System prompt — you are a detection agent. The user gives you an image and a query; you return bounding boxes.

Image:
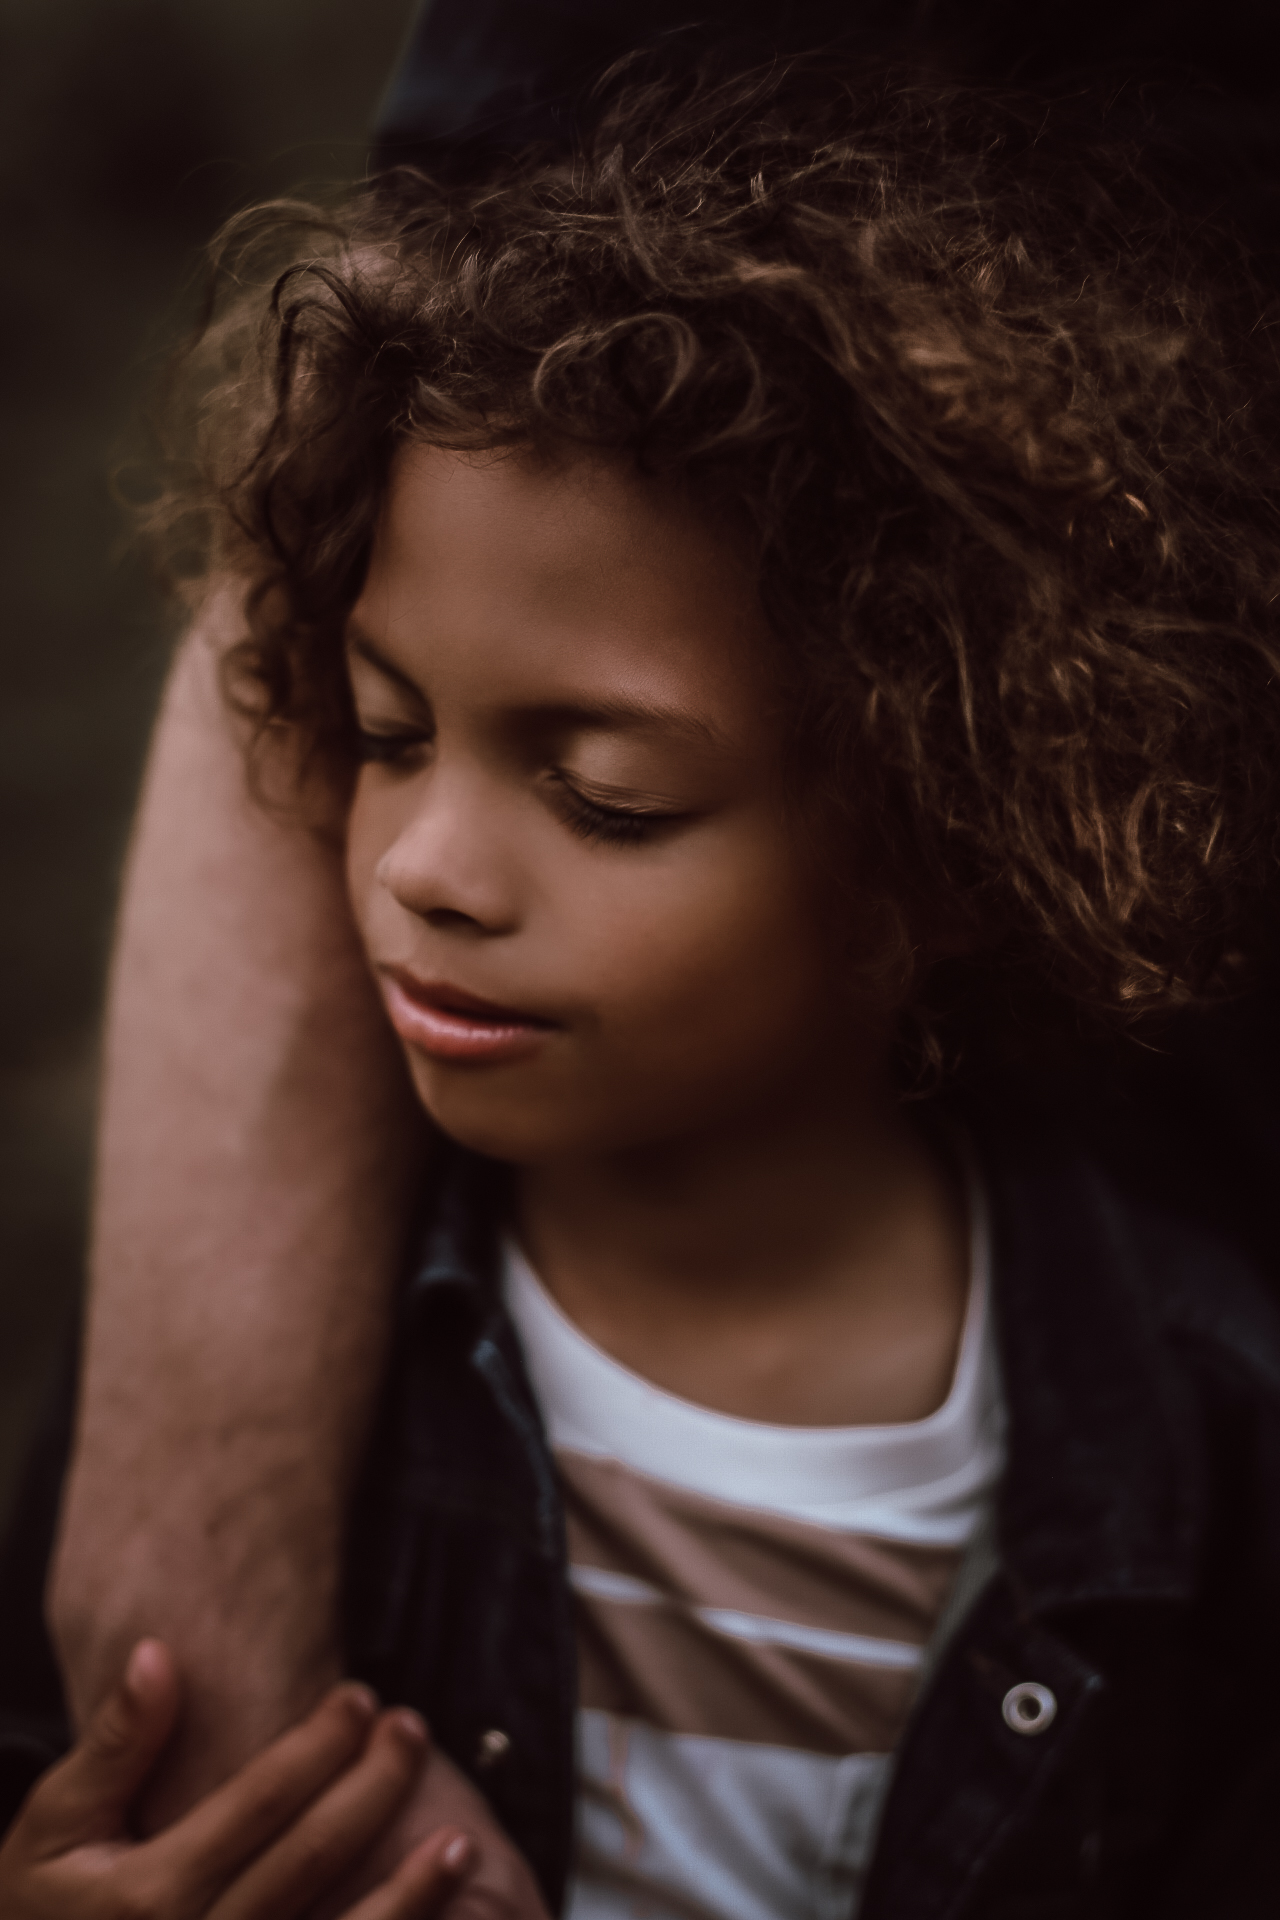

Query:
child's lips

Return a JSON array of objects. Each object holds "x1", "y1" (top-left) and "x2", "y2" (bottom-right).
[{"x1": 379, "y1": 968, "x2": 557, "y2": 1063}]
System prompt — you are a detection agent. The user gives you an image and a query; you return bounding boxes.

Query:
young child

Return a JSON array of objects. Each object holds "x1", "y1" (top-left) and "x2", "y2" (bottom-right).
[
  {"x1": 0, "y1": 1638, "x2": 472, "y2": 1917},
  {"x1": 13, "y1": 41, "x2": 1280, "y2": 1920}
]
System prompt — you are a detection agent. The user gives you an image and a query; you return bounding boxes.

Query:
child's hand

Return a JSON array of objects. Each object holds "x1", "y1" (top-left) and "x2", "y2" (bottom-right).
[
  {"x1": 0, "y1": 1640, "x2": 474, "y2": 1919},
  {"x1": 314, "y1": 1745, "x2": 551, "y2": 1920}
]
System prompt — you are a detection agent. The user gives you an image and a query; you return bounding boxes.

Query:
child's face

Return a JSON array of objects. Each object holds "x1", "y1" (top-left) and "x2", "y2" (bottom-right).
[{"x1": 346, "y1": 443, "x2": 897, "y2": 1164}]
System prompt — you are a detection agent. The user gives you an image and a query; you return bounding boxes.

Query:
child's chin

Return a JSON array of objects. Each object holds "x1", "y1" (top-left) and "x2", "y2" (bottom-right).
[
  {"x1": 408, "y1": 1067, "x2": 573, "y2": 1165},
  {"x1": 408, "y1": 1065, "x2": 662, "y2": 1166}
]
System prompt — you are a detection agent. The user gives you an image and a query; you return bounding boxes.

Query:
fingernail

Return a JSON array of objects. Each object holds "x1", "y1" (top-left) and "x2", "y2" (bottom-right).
[
  {"x1": 390, "y1": 1706, "x2": 427, "y2": 1745},
  {"x1": 442, "y1": 1833, "x2": 472, "y2": 1871},
  {"x1": 124, "y1": 1639, "x2": 165, "y2": 1700},
  {"x1": 342, "y1": 1682, "x2": 379, "y2": 1721}
]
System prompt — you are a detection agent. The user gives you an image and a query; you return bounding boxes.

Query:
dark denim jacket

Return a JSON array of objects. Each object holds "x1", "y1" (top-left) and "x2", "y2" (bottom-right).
[{"x1": 4, "y1": 1080, "x2": 1280, "y2": 1918}]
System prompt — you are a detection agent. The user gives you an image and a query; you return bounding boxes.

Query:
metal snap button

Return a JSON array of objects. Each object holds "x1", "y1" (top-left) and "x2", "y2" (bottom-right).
[
  {"x1": 476, "y1": 1727, "x2": 512, "y2": 1769},
  {"x1": 1002, "y1": 1681, "x2": 1057, "y2": 1735}
]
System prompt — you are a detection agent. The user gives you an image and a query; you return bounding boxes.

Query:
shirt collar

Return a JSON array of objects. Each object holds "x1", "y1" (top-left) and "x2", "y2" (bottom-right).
[
  {"x1": 407, "y1": 1110, "x2": 1213, "y2": 1611},
  {"x1": 408, "y1": 1144, "x2": 508, "y2": 1308}
]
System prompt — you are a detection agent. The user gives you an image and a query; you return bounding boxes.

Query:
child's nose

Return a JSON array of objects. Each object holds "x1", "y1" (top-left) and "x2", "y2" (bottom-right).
[{"x1": 375, "y1": 791, "x2": 521, "y2": 936}]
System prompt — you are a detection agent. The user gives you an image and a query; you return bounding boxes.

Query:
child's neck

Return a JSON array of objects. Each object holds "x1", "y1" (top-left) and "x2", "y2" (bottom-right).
[{"x1": 515, "y1": 1082, "x2": 969, "y2": 1428}]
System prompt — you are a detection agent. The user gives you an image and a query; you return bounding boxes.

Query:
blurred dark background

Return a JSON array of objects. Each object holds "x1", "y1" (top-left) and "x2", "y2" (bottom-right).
[{"x1": 0, "y1": 0, "x2": 418, "y2": 1517}]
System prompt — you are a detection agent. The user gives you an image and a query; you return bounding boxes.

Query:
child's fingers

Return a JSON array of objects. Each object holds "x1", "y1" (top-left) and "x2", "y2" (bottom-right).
[
  {"x1": 143, "y1": 1680, "x2": 382, "y2": 1904},
  {"x1": 202, "y1": 1709, "x2": 430, "y2": 1920},
  {"x1": 341, "y1": 1828, "x2": 476, "y2": 1920},
  {"x1": 15, "y1": 1639, "x2": 179, "y2": 1856}
]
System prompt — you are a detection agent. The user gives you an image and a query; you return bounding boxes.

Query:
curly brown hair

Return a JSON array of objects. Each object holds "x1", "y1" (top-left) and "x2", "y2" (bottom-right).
[{"x1": 160, "y1": 47, "x2": 1280, "y2": 1047}]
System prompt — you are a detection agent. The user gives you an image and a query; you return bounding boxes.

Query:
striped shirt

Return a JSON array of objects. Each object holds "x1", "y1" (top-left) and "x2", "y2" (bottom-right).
[{"x1": 503, "y1": 1187, "x2": 1004, "y2": 1920}]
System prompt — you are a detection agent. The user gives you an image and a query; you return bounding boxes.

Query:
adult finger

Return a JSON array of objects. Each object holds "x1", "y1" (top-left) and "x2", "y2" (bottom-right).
[
  {"x1": 203, "y1": 1709, "x2": 430, "y2": 1920},
  {"x1": 343, "y1": 1828, "x2": 476, "y2": 1920},
  {"x1": 15, "y1": 1639, "x2": 179, "y2": 1857},
  {"x1": 143, "y1": 1681, "x2": 381, "y2": 1907}
]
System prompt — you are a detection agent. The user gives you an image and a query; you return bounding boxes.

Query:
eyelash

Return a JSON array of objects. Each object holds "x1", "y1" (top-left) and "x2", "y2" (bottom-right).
[
  {"x1": 355, "y1": 728, "x2": 427, "y2": 766},
  {"x1": 554, "y1": 780, "x2": 676, "y2": 846},
  {"x1": 354, "y1": 730, "x2": 679, "y2": 846}
]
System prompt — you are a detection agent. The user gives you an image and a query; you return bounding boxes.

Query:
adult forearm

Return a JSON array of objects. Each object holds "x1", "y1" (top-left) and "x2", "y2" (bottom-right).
[{"x1": 48, "y1": 589, "x2": 427, "y2": 1817}]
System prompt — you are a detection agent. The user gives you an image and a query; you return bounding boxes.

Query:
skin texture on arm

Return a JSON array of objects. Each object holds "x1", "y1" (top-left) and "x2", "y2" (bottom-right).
[{"x1": 48, "y1": 585, "x2": 428, "y2": 1820}]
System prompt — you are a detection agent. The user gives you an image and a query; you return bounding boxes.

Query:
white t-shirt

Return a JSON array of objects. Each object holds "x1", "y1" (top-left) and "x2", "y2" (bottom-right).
[{"x1": 503, "y1": 1183, "x2": 1004, "y2": 1920}]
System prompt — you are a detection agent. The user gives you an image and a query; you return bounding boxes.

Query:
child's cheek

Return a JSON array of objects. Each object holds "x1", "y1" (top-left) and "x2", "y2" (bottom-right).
[
  {"x1": 345, "y1": 771, "x2": 426, "y2": 957},
  {"x1": 537, "y1": 829, "x2": 848, "y2": 1122}
]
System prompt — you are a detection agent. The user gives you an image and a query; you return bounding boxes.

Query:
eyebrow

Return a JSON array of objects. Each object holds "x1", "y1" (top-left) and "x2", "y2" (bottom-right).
[{"x1": 346, "y1": 626, "x2": 730, "y2": 747}]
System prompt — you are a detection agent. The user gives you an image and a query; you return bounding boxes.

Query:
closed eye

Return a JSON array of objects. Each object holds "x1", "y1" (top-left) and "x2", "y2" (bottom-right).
[
  {"x1": 550, "y1": 774, "x2": 687, "y2": 847},
  {"x1": 355, "y1": 724, "x2": 431, "y2": 767}
]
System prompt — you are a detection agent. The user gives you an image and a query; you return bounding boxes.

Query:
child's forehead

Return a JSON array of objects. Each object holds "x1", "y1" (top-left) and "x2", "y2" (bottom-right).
[
  {"x1": 355, "y1": 442, "x2": 779, "y2": 735},
  {"x1": 378, "y1": 439, "x2": 733, "y2": 573}
]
